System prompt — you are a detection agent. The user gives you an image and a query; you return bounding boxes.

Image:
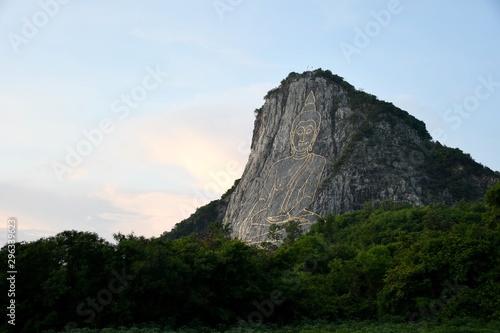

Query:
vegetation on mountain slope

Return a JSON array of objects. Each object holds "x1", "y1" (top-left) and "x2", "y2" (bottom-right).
[{"x1": 2, "y1": 183, "x2": 499, "y2": 332}]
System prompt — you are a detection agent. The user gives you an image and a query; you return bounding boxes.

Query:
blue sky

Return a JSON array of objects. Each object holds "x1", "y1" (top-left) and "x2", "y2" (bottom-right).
[{"x1": 1, "y1": 0, "x2": 499, "y2": 244}]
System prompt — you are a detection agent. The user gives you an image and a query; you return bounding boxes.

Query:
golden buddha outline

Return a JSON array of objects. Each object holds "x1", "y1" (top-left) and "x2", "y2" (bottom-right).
[{"x1": 238, "y1": 91, "x2": 326, "y2": 243}]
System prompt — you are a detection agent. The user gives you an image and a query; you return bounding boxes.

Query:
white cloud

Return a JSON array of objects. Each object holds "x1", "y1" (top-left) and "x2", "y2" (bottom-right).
[
  {"x1": 93, "y1": 186, "x2": 196, "y2": 238},
  {"x1": 0, "y1": 84, "x2": 272, "y2": 245},
  {"x1": 78, "y1": 84, "x2": 271, "y2": 238},
  {"x1": 75, "y1": 83, "x2": 269, "y2": 192}
]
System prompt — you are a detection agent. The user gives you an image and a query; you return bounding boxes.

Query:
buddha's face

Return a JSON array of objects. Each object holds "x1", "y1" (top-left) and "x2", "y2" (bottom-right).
[{"x1": 292, "y1": 120, "x2": 317, "y2": 152}]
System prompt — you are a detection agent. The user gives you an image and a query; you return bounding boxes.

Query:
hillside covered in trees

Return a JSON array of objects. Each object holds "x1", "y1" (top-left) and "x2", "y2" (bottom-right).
[{"x1": 2, "y1": 183, "x2": 499, "y2": 332}]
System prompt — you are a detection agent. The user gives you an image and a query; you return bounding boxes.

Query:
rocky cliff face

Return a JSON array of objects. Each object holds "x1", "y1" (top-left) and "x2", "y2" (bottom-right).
[{"x1": 222, "y1": 70, "x2": 499, "y2": 244}]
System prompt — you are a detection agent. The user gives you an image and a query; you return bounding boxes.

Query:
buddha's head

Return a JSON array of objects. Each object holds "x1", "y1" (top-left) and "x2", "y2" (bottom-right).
[{"x1": 290, "y1": 91, "x2": 321, "y2": 155}]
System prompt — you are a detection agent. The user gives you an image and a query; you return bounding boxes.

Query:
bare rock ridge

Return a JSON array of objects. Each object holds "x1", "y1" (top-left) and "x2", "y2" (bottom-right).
[{"x1": 163, "y1": 70, "x2": 499, "y2": 242}]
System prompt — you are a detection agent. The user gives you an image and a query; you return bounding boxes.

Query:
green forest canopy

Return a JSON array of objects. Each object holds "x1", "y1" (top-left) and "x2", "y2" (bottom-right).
[{"x1": 2, "y1": 183, "x2": 499, "y2": 332}]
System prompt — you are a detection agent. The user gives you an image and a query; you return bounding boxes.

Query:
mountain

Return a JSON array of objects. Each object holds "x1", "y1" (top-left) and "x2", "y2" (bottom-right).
[
  {"x1": 162, "y1": 69, "x2": 499, "y2": 242},
  {"x1": 160, "y1": 180, "x2": 238, "y2": 240}
]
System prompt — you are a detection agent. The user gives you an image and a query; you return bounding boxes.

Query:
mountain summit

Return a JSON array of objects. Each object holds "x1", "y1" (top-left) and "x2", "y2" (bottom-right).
[
  {"x1": 162, "y1": 70, "x2": 498, "y2": 243},
  {"x1": 221, "y1": 70, "x2": 498, "y2": 243}
]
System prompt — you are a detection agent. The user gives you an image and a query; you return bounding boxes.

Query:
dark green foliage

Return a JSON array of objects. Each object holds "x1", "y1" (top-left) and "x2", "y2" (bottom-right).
[
  {"x1": 484, "y1": 182, "x2": 500, "y2": 228},
  {"x1": 160, "y1": 180, "x2": 239, "y2": 240},
  {"x1": 344, "y1": 88, "x2": 430, "y2": 142},
  {"x1": 266, "y1": 220, "x2": 304, "y2": 246},
  {"x1": 426, "y1": 143, "x2": 497, "y2": 200},
  {"x1": 1, "y1": 231, "x2": 114, "y2": 332},
  {"x1": 484, "y1": 182, "x2": 500, "y2": 211},
  {"x1": 160, "y1": 200, "x2": 222, "y2": 240},
  {"x1": 36, "y1": 319, "x2": 500, "y2": 332},
  {"x1": 2, "y1": 185, "x2": 499, "y2": 332},
  {"x1": 268, "y1": 70, "x2": 430, "y2": 141}
]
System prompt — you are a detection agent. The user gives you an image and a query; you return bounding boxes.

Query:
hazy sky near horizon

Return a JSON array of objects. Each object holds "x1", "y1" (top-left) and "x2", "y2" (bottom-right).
[{"x1": 1, "y1": 0, "x2": 499, "y2": 244}]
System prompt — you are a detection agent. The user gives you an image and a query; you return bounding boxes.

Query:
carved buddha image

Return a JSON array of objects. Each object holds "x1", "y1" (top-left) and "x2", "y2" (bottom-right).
[{"x1": 239, "y1": 91, "x2": 326, "y2": 243}]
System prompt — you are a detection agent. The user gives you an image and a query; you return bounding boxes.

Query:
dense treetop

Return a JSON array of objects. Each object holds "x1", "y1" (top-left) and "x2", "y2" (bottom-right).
[{"x1": 3, "y1": 183, "x2": 499, "y2": 332}]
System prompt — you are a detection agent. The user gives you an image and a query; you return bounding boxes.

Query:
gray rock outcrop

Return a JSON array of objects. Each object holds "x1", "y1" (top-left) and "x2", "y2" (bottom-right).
[{"x1": 223, "y1": 70, "x2": 499, "y2": 244}]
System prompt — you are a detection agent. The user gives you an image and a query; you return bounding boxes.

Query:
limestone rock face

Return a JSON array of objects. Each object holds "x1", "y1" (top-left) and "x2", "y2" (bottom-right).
[{"x1": 222, "y1": 70, "x2": 498, "y2": 244}]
